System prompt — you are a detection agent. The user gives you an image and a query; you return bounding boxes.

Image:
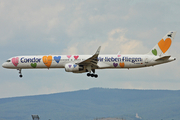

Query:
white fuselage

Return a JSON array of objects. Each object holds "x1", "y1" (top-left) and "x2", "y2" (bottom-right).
[{"x1": 2, "y1": 54, "x2": 175, "y2": 71}]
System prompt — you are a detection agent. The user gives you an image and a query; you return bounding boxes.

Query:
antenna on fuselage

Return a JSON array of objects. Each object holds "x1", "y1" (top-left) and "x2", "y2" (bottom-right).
[{"x1": 117, "y1": 51, "x2": 121, "y2": 55}]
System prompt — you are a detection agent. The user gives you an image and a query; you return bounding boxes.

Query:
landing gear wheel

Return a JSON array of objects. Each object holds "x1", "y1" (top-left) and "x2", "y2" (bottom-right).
[
  {"x1": 94, "y1": 74, "x2": 98, "y2": 78},
  {"x1": 87, "y1": 71, "x2": 98, "y2": 78},
  {"x1": 87, "y1": 73, "x2": 91, "y2": 77},
  {"x1": 18, "y1": 69, "x2": 23, "y2": 78}
]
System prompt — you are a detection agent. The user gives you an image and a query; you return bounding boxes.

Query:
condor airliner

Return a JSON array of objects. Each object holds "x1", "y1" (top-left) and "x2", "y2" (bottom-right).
[{"x1": 2, "y1": 31, "x2": 176, "y2": 78}]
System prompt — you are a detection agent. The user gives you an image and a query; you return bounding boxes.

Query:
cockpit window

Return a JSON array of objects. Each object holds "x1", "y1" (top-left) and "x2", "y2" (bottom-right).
[{"x1": 6, "y1": 60, "x2": 11, "y2": 62}]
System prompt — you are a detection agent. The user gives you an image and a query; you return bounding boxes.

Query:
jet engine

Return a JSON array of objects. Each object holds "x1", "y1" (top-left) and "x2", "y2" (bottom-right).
[{"x1": 65, "y1": 63, "x2": 84, "y2": 72}]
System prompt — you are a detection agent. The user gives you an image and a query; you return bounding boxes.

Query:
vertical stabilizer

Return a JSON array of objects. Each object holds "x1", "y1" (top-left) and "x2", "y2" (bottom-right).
[{"x1": 147, "y1": 31, "x2": 176, "y2": 56}]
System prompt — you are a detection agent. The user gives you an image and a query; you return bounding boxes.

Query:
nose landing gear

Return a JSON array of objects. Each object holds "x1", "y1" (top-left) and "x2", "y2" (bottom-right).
[{"x1": 18, "y1": 69, "x2": 23, "y2": 78}]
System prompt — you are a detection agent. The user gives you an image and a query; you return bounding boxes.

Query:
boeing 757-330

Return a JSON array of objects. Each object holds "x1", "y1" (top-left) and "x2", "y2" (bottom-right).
[{"x1": 2, "y1": 31, "x2": 176, "y2": 78}]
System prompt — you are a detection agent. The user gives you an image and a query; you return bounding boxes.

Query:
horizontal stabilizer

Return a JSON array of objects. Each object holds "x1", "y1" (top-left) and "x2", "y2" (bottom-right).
[{"x1": 155, "y1": 55, "x2": 171, "y2": 61}]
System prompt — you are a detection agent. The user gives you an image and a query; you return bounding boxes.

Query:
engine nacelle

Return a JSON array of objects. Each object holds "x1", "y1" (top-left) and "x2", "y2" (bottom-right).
[{"x1": 65, "y1": 63, "x2": 82, "y2": 72}]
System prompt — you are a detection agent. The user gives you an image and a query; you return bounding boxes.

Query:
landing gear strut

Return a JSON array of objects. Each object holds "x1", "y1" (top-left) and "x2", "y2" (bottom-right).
[
  {"x1": 87, "y1": 69, "x2": 98, "y2": 78},
  {"x1": 18, "y1": 69, "x2": 23, "y2": 78}
]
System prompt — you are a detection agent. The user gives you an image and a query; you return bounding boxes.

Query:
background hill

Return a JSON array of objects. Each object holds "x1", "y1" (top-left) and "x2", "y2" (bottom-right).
[{"x1": 0, "y1": 88, "x2": 180, "y2": 120}]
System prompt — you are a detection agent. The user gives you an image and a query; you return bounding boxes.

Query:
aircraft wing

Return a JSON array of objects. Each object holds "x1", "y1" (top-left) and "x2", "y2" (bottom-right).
[{"x1": 76, "y1": 46, "x2": 101, "y2": 67}]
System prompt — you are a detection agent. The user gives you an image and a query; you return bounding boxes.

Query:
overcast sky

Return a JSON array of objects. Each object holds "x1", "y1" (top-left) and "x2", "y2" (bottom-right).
[{"x1": 0, "y1": 0, "x2": 180, "y2": 98}]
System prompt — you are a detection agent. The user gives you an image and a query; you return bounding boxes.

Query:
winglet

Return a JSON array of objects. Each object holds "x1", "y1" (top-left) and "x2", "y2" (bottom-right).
[{"x1": 95, "y1": 46, "x2": 101, "y2": 55}]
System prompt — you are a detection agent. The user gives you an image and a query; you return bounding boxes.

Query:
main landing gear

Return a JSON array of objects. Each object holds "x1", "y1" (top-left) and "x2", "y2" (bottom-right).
[
  {"x1": 18, "y1": 69, "x2": 23, "y2": 78},
  {"x1": 87, "y1": 73, "x2": 98, "y2": 78},
  {"x1": 87, "y1": 69, "x2": 98, "y2": 78}
]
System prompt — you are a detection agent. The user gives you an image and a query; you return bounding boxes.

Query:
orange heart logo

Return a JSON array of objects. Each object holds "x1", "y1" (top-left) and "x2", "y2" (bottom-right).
[
  {"x1": 119, "y1": 62, "x2": 124, "y2": 68},
  {"x1": 42, "y1": 56, "x2": 52, "y2": 68},
  {"x1": 158, "y1": 38, "x2": 172, "y2": 53}
]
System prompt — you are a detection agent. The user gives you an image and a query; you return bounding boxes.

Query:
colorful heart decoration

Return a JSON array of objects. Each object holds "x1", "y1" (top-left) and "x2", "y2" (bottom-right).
[
  {"x1": 31, "y1": 63, "x2": 37, "y2": 68},
  {"x1": 42, "y1": 56, "x2": 52, "y2": 68},
  {"x1": 69, "y1": 65, "x2": 72, "y2": 68},
  {"x1": 113, "y1": 63, "x2": 118, "y2": 67},
  {"x1": 73, "y1": 64, "x2": 77, "y2": 68},
  {"x1": 119, "y1": 62, "x2": 124, "y2": 68},
  {"x1": 118, "y1": 55, "x2": 121, "y2": 57},
  {"x1": 54, "y1": 56, "x2": 61, "y2": 63},
  {"x1": 158, "y1": 38, "x2": 172, "y2": 53},
  {"x1": 152, "y1": 49, "x2": 157, "y2": 56},
  {"x1": 74, "y1": 56, "x2": 79, "y2": 59},
  {"x1": 67, "y1": 55, "x2": 71, "y2": 59},
  {"x1": 12, "y1": 57, "x2": 19, "y2": 67}
]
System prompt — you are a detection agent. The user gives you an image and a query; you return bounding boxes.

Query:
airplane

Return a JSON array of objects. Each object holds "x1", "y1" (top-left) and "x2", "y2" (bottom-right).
[{"x1": 2, "y1": 31, "x2": 176, "y2": 78}]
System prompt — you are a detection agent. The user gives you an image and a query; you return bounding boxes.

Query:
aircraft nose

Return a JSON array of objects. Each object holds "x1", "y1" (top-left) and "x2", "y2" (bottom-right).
[{"x1": 2, "y1": 63, "x2": 6, "y2": 68}]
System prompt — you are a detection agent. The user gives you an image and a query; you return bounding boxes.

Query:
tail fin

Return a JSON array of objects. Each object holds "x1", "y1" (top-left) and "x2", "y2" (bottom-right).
[{"x1": 147, "y1": 31, "x2": 176, "y2": 56}]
